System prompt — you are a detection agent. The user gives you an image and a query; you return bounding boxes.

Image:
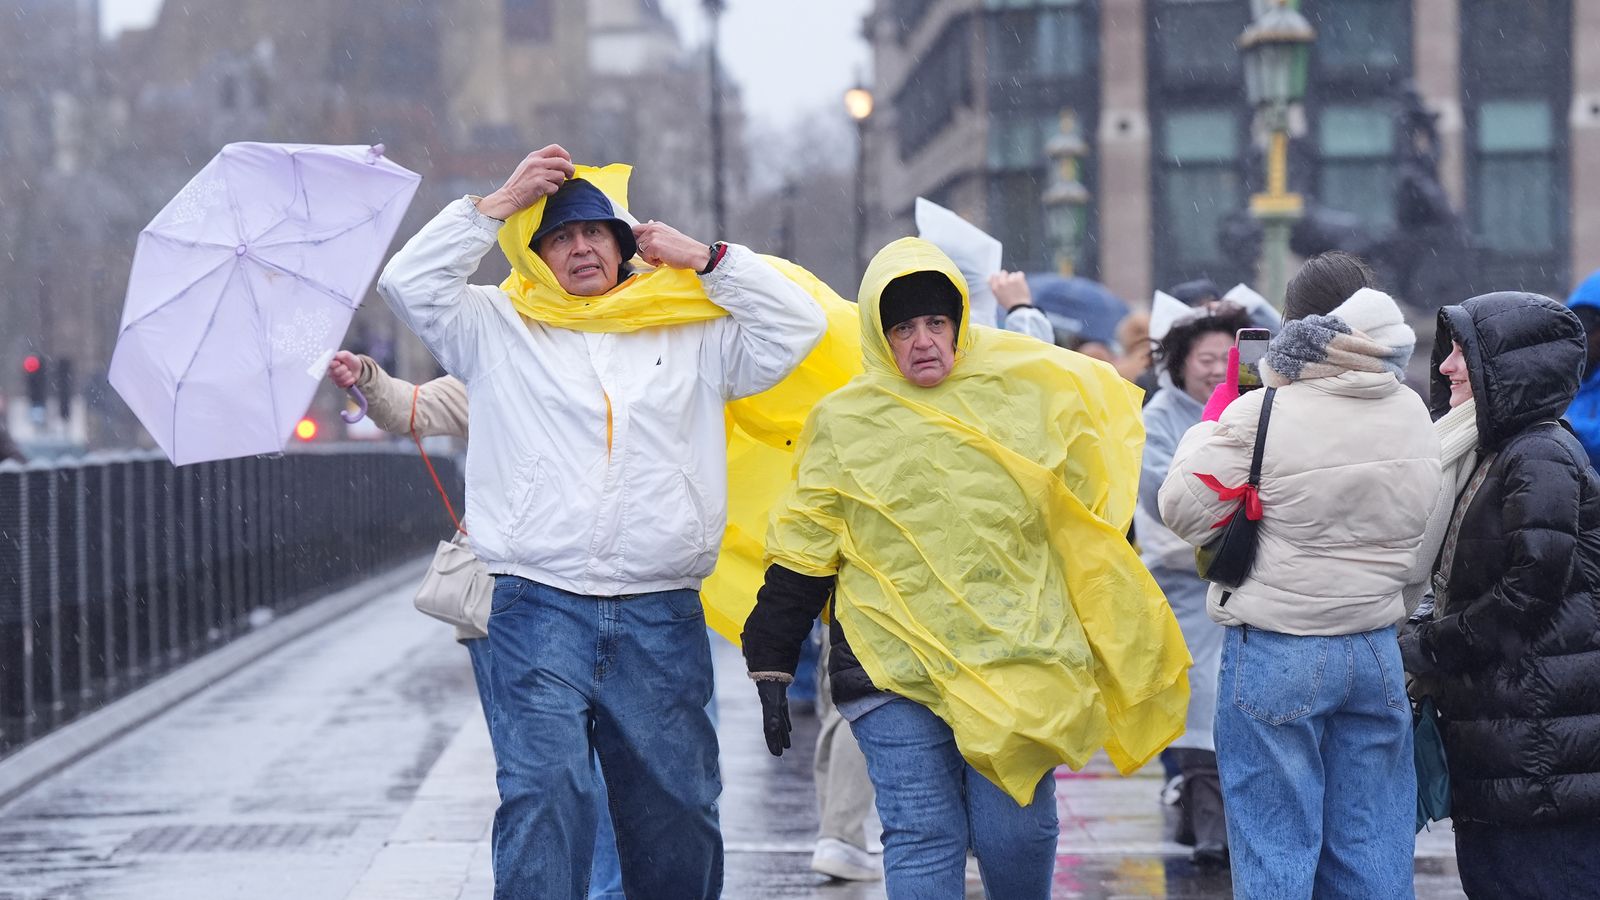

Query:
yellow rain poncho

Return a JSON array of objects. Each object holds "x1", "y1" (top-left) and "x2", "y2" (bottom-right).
[
  {"x1": 496, "y1": 164, "x2": 861, "y2": 640},
  {"x1": 765, "y1": 238, "x2": 1191, "y2": 802}
]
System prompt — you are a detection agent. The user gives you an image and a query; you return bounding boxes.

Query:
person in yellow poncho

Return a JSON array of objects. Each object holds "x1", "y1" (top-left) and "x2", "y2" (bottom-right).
[
  {"x1": 379, "y1": 145, "x2": 831, "y2": 900},
  {"x1": 741, "y1": 238, "x2": 1192, "y2": 899}
]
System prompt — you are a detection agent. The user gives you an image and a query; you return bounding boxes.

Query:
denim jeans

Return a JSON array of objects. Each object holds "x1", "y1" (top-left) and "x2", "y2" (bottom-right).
[
  {"x1": 483, "y1": 577, "x2": 722, "y2": 900},
  {"x1": 465, "y1": 637, "x2": 625, "y2": 900},
  {"x1": 848, "y1": 698, "x2": 1057, "y2": 899},
  {"x1": 1215, "y1": 625, "x2": 1415, "y2": 899}
]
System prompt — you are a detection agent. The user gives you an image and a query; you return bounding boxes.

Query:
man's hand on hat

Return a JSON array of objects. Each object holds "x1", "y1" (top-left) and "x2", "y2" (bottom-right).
[
  {"x1": 633, "y1": 220, "x2": 712, "y2": 272},
  {"x1": 476, "y1": 145, "x2": 575, "y2": 221}
]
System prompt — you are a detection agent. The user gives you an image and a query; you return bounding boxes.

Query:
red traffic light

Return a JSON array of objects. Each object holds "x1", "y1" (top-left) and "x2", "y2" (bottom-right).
[
  {"x1": 294, "y1": 418, "x2": 319, "y2": 441},
  {"x1": 22, "y1": 355, "x2": 41, "y2": 374}
]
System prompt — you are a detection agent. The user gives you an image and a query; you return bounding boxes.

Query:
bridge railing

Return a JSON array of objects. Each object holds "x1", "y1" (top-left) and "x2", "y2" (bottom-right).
[{"x1": 0, "y1": 445, "x2": 462, "y2": 759}]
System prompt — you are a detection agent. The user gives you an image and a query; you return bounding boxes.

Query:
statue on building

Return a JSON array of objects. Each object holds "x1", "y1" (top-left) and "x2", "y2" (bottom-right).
[{"x1": 1220, "y1": 82, "x2": 1481, "y2": 308}]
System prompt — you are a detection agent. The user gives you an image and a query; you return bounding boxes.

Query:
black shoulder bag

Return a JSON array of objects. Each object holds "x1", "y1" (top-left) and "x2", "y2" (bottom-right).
[{"x1": 1194, "y1": 387, "x2": 1276, "y2": 588}]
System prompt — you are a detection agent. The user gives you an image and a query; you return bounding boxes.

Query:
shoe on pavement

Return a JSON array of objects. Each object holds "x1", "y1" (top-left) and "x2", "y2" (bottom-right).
[
  {"x1": 811, "y1": 837, "x2": 883, "y2": 882},
  {"x1": 1160, "y1": 773, "x2": 1184, "y2": 806},
  {"x1": 1191, "y1": 843, "x2": 1228, "y2": 868}
]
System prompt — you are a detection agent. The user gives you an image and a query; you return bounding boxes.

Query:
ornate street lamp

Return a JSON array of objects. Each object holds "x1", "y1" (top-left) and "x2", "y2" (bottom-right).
[
  {"x1": 844, "y1": 83, "x2": 874, "y2": 283},
  {"x1": 1238, "y1": 0, "x2": 1314, "y2": 309},
  {"x1": 1041, "y1": 111, "x2": 1089, "y2": 277}
]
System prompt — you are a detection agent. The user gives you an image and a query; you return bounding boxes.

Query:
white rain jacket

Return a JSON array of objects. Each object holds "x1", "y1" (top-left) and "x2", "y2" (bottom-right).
[{"x1": 379, "y1": 198, "x2": 827, "y2": 596}]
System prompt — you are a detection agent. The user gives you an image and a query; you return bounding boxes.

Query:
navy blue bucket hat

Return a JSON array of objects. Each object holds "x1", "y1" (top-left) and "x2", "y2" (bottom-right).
[{"x1": 530, "y1": 179, "x2": 639, "y2": 261}]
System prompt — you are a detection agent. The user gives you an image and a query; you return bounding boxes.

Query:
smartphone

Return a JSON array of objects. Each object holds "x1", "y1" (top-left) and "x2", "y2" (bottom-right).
[{"x1": 1235, "y1": 328, "x2": 1272, "y2": 392}]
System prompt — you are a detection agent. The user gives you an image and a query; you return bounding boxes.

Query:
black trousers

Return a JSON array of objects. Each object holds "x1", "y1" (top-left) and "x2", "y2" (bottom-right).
[{"x1": 1168, "y1": 747, "x2": 1226, "y2": 850}]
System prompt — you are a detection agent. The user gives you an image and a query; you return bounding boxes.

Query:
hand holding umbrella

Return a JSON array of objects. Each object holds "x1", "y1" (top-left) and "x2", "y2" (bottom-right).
[{"x1": 327, "y1": 351, "x2": 369, "y2": 423}]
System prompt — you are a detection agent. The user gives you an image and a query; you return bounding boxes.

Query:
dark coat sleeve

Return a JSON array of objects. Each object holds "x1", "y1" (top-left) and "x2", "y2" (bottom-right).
[
  {"x1": 741, "y1": 563, "x2": 834, "y2": 680},
  {"x1": 1417, "y1": 436, "x2": 1581, "y2": 672}
]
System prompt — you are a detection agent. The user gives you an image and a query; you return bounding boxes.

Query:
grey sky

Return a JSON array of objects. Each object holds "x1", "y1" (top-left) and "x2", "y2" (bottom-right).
[{"x1": 100, "y1": 0, "x2": 872, "y2": 130}]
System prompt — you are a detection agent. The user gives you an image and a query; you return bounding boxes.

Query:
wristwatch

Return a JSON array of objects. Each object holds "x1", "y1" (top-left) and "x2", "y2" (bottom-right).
[{"x1": 700, "y1": 241, "x2": 730, "y2": 275}]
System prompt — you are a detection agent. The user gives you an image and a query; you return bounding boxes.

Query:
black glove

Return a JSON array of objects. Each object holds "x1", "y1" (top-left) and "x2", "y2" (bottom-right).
[
  {"x1": 756, "y1": 680, "x2": 792, "y2": 757},
  {"x1": 1398, "y1": 627, "x2": 1438, "y2": 677}
]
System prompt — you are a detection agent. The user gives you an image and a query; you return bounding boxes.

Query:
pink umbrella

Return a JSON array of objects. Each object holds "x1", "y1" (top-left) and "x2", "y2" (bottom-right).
[{"x1": 109, "y1": 142, "x2": 420, "y2": 465}]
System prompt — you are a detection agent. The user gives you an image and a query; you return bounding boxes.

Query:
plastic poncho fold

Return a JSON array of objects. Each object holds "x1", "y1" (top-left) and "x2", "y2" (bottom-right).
[
  {"x1": 766, "y1": 237, "x2": 1191, "y2": 803},
  {"x1": 496, "y1": 164, "x2": 862, "y2": 640}
]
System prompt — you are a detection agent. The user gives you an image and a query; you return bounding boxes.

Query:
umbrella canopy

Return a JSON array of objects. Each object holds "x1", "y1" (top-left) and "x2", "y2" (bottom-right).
[
  {"x1": 1023, "y1": 274, "x2": 1129, "y2": 349},
  {"x1": 110, "y1": 143, "x2": 421, "y2": 465}
]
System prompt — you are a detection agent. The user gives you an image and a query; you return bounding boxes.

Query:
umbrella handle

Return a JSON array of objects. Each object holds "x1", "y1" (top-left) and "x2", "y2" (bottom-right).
[{"x1": 341, "y1": 386, "x2": 369, "y2": 424}]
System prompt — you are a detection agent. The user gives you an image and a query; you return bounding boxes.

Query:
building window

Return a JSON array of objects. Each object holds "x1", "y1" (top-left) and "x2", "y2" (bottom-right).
[
  {"x1": 1317, "y1": 103, "x2": 1397, "y2": 229},
  {"x1": 1301, "y1": 0, "x2": 1409, "y2": 233},
  {"x1": 1148, "y1": 0, "x2": 1249, "y2": 93},
  {"x1": 987, "y1": 4, "x2": 1089, "y2": 84},
  {"x1": 983, "y1": 1, "x2": 1096, "y2": 274},
  {"x1": 1473, "y1": 100, "x2": 1558, "y2": 255},
  {"x1": 1462, "y1": 0, "x2": 1570, "y2": 292},
  {"x1": 505, "y1": 0, "x2": 553, "y2": 42},
  {"x1": 1156, "y1": 108, "x2": 1244, "y2": 279},
  {"x1": 987, "y1": 109, "x2": 1059, "y2": 171},
  {"x1": 1148, "y1": 1, "x2": 1250, "y2": 290},
  {"x1": 894, "y1": 22, "x2": 971, "y2": 156},
  {"x1": 1306, "y1": 0, "x2": 1408, "y2": 78}
]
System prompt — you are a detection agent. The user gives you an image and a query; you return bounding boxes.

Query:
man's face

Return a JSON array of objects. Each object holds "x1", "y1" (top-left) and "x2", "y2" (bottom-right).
[
  {"x1": 887, "y1": 314, "x2": 957, "y2": 387},
  {"x1": 537, "y1": 220, "x2": 622, "y2": 296}
]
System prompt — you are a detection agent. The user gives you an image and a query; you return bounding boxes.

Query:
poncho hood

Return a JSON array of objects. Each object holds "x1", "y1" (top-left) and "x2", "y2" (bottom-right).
[
  {"x1": 496, "y1": 163, "x2": 729, "y2": 332},
  {"x1": 857, "y1": 237, "x2": 975, "y2": 378}
]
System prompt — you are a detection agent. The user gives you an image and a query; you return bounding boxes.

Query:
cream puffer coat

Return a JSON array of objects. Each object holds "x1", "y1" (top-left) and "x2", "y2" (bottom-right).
[{"x1": 1158, "y1": 369, "x2": 1442, "y2": 636}]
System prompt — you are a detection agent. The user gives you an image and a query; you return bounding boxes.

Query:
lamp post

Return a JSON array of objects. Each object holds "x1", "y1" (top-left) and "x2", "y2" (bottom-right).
[
  {"x1": 704, "y1": 0, "x2": 727, "y2": 238},
  {"x1": 1041, "y1": 111, "x2": 1090, "y2": 277},
  {"x1": 1238, "y1": 0, "x2": 1314, "y2": 309},
  {"x1": 844, "y1": 83, "x2": 874, "y2": 283}
]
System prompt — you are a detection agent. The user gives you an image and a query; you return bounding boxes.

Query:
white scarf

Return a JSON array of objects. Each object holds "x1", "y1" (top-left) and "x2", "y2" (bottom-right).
[{"x1": 1402, "y1": 397, "x2": 1481, "y2": 614}]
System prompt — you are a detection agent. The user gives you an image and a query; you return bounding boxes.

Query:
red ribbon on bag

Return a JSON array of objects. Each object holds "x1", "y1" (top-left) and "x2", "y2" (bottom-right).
[{"x1": 1195, "y1": 473, "x2": 1262, "y2": 529}]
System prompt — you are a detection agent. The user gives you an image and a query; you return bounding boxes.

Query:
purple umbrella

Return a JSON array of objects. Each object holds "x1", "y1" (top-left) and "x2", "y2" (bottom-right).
[{"x1": 109, "y1": 143, "x2": 420, "y2": 465}]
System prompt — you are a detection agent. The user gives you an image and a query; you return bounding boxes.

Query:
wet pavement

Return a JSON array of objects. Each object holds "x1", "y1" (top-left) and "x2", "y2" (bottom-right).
[{"x1": 0, "y1": 573, "x2": 1466, "y2": 899}]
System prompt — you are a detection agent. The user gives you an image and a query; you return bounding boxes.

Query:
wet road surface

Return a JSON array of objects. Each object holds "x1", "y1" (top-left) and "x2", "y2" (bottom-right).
[{"x1": 0, "y1": 575, "x2": 1465, "y2": 898}]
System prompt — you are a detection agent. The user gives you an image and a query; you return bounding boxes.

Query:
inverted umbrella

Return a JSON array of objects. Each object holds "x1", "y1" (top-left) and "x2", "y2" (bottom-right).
[{"x1": 109, "y1": 142, "x2": 421, "y2": 465}]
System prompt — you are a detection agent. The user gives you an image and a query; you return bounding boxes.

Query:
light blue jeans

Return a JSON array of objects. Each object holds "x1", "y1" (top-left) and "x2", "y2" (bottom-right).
[
  {"x1": 1215, "y1": 625, "x2": 1415, "y2": 899},
  {"x1": 482, "y1": 577, "x2": 722, "y2": 900},
  {"x1": 848, "y1": 698, "x2": 1058, "y2": 899}
]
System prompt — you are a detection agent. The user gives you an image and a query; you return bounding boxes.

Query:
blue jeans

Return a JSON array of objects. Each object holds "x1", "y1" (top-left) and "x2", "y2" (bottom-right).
[
  {"x1": 465, "y1": 638, "x2": 625, "y2": 900},
  {"x1": 848, "y1": 698, "x2": 1057, "y2": 900},
  {"x1": 1215, "y1": 625, "x2": 1415, "y2": 899},
  {"x1": 483, "y1": 577, "x2": 722, "y2": 900}
]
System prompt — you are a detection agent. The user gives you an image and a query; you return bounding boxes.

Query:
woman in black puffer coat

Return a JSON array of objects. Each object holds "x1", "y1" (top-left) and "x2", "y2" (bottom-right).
[{"x1": 1400, "y1": 291, "x2": 1600, "y2": 899}]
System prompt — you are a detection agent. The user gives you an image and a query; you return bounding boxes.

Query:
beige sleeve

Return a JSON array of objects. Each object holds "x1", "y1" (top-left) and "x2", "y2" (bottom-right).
[{"x1": 354, "y1": 356, "x2": 469, "y2": 439}]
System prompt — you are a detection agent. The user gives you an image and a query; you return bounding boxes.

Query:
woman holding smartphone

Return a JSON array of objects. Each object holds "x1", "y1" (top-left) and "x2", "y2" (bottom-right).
[{"x1": 1158, "y1": 252, "x2": 1443, "y2": 896}]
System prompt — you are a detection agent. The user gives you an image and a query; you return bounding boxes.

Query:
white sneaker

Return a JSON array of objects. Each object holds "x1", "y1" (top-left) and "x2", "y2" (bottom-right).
[
  {"x1": 811, "y1": 837, "x2": 883, "y2": 882},
  {"x1": 1161, "y1": 773, "x2": 1185, "y2": 806}
]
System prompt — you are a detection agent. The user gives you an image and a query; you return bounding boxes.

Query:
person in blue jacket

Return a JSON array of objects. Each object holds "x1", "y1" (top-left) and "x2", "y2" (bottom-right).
[{"x1": 1565, "y1": 269, "x2": 1600, "y2": 467}]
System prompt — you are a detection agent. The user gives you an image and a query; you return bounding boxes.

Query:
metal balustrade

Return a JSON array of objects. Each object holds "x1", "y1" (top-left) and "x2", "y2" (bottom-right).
[{"x1": 0, "y1": 446, "x2": 462, "y2": 758}]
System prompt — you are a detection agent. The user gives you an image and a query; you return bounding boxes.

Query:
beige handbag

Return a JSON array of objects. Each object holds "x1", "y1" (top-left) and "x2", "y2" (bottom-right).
[{"x1": 408, "y1": 385, "x2": 492, "y2": 638}]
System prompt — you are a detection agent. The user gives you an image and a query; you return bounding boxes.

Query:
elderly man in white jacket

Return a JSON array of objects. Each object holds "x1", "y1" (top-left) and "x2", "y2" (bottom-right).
[{"x1": 379, "y1": 145, "x2": 827, "y2": 900}]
